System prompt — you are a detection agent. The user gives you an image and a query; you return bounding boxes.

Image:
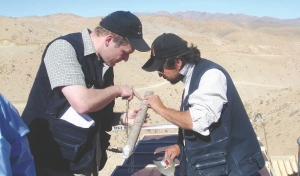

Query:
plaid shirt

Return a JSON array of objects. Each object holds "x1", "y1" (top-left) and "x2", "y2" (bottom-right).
[{"x1": 44, "y1": 29, "x2": 109, "y2": 90}]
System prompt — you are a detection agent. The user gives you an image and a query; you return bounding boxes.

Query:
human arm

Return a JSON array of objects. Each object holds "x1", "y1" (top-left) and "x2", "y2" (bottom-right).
[
  {"x1": 145, "y1": 95, "x2": 193, "y2": 130},
  {"x1": 187, "y1": 69, "x2": 227, "y2": 135},
  {"x1": 61, "y1": 85, "x2": 141, "y2": 113},
  {"x1": 44, "y1": 39, "x2": 142, "y2": 114}
]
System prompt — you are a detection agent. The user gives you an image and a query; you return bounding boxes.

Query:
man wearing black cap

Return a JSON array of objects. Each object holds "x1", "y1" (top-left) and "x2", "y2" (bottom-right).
[
  {"x1": 22, "y1": 11, "x2": 150, "y2": 175},
  {"x1": 143, "y1": 33, "x2": 265, "y2": 176}
]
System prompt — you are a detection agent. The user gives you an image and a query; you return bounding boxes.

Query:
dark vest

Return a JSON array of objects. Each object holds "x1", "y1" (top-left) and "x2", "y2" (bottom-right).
[
  {"x1": 179, "y1": 59, "x2": 265, "y2": 176},
  {"x1": 22, "y1": 31, "x2": 114, "y2": 172}
]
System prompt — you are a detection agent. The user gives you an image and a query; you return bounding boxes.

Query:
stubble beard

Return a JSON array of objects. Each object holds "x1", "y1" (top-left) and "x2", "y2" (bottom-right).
[{"x1": 169, "y1": 74, "x2": 184, "y2": 85}]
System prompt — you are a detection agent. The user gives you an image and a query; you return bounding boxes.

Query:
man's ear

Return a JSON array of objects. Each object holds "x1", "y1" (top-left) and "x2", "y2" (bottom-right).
[
  {"x1": 104, "y1": 34, "x2": 114, "y2": 47},
  {"x1": 176, "y1": 58, "x2": 183, "y2": 70}
]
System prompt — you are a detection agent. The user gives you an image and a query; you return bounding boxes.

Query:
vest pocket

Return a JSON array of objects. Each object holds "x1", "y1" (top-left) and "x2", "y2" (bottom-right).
[
  {"x1": 51, "y1": 134, "x2": 86, "y2": 161},
  {"x1": 237, "y1": 152, "x2": 265, "y2": 175},
  {"x1": 49, "y1": 118, "x2": 93, "y2": 162},
  {"x1": 189, "y1": 152, "x2": 228, "y2": 175},
  {"x1": 183, "y1": 133, "x2": 229, "y2": 175}
]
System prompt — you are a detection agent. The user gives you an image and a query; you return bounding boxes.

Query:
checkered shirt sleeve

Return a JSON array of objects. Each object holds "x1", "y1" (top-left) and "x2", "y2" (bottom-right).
[{"x1": 44, "y1": 39, "x2": 86, "y2": 89}]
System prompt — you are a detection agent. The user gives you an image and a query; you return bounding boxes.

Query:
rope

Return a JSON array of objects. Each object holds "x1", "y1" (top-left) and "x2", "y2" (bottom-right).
[
  {"x1": 125, "y1": 100, "x2": 129, "y2": 136},
  {"x1": 251, "y1": 112, "x2": 272, "y2": 168},
  {"x1": 124, "y1": 99, "x2": 135, "y2": 173}
]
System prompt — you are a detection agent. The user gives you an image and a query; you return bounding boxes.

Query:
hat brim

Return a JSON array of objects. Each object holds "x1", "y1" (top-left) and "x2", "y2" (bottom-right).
[
  {"x1": 127, "y1": 37, "x2": 150, "y2": 52},
  {"x1": 142, "y1": 55, "x2": 166, "y2": 72}
]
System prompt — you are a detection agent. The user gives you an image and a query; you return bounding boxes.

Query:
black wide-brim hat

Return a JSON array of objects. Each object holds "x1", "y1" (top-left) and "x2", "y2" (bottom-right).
[
  {"x1": 142, "y1": 33, "x2": 188, "y2": 72},
  {"x1": 100, "y1": 11, "x2": 150, "y2": 52}
]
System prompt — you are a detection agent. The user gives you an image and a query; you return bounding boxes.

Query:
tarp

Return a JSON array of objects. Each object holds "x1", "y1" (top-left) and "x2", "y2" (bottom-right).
[{"x1": 0, "y1": 93, "x2": 36, "y2": 176}]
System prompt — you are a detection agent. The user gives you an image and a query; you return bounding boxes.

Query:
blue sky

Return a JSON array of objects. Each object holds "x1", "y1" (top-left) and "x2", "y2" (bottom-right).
[{"x1": 0, "y1": 0, "x2": 299, "y2": 19}]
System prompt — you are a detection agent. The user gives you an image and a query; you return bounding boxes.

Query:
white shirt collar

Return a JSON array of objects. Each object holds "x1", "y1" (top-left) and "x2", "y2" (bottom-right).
[{"x1": 180, "y1": 63, "x2": 194, "y2": 84}]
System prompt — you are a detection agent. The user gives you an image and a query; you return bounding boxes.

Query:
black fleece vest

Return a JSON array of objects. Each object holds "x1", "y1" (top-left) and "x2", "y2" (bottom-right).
[
  {"x1": 22, "y1": 31, "x2": 114, "y2": 172},
  {"x1": 178, "y1": 59, "x2": 265, "y2": 176}
]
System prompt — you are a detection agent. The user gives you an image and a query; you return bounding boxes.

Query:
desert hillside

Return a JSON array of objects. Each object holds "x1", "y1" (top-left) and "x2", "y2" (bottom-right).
[{"x1": 0, "y1": 13, "x2": 299, "y2": 175}]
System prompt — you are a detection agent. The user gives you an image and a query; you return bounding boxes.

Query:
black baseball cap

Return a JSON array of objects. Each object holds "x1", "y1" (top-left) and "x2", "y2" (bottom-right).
[
  {"x1": 142, "y1": 33, "x2": 188, "y2": 72},
  {"x1": 100, "y1": 11, "x2": 150, "y2": 52}
]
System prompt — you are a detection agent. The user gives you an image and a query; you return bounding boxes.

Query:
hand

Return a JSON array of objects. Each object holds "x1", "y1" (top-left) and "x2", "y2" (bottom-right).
[
  {"x1": 144, "y1": 95, "x2": 165, "y2": 114},
  {"x1": 121, "y1": 107, "x2": 150, "y2": 126},
  {"x1": 164, "y1": 144, "x2": 180, "y2": 160},
  {"x1": 117, "y1": 85, "x2": 143, "y2": 101}
]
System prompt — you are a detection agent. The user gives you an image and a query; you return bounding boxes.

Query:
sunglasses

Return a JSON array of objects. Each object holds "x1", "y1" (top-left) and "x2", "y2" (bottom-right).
[{"x1": 157, "y1": 65, "x2": 165, "y2": 74}]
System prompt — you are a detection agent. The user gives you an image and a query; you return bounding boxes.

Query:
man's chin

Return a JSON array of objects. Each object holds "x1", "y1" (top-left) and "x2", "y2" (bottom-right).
[
  {"x1": 168, "y1": 75, "x2": 184, "y2": 85},
  {"x1": 169, "y1": 79, "x2": 181, "y2": 85}
]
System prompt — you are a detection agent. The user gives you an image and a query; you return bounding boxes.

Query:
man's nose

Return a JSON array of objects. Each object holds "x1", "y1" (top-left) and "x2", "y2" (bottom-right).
[
  {"x1": 123, "y1": 56, "x2": 129, "y2": 62},
  {"x1": 158, "y1": 72, "x2": 164, "y2": 77}
]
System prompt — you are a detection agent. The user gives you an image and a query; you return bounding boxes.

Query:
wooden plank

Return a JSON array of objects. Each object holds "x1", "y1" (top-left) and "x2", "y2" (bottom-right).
[
  {"x1": 289, "y1": 156, "x2": 298, "y2": 174},
  {"x1": 283, "y1": 159, "x2": 293, "y2": 175},
  {"x1": 278, "y1": 159, "x2": 287, "y2": 176},
  {"x1": 270, "y1": 155, "x2": 300, "y2": 176},
  {"x1": 271, "y1": 158, "x2": 281, "y2": 176}
]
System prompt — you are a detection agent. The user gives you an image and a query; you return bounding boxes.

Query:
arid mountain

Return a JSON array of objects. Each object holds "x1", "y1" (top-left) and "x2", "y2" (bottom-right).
[
  {"x1": 136, "y1": 11, "x2": 300, "y2": 26},
  {"x1": 0, "y1": 12, "x2": 299, "y2": 175}
]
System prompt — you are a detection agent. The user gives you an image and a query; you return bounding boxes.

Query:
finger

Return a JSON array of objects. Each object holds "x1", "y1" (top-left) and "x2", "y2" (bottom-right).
[
  {"x1": 146, "y1": 103, "x2": 152, "y2": 108},
  {"x1": 127, "y1": 119, "x2": 134, "y2": 126},
  {"x1": 122, "y1": 96, "x2": 130, "y2": 100},
  {"x1": 133, "y1": 107, "x2": 142, "y2": 112},
  {"x1": 164, "y1": 152, "x2": 168, "y2": 159},
  {"x1": 133, "y1": 90, "x2": 143, "y2": 100},
  {"x1": 127, "y1": 95, "x2": 133, "y2": 101},
  {"x1": 144, "y1": 95, "x2": 153, "y2": 100},
  {"x1": 170, "y1": 154, "x2": 176, "y2": 160}
]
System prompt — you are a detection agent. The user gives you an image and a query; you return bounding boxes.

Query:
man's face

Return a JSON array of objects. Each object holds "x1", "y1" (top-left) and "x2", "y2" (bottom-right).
[
  {"x1": 157, "y1": 64, "x2": 183, "y2": 85},
  {"x1": 102, "y1": 37, "x2": 135, "y2": 67}
]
